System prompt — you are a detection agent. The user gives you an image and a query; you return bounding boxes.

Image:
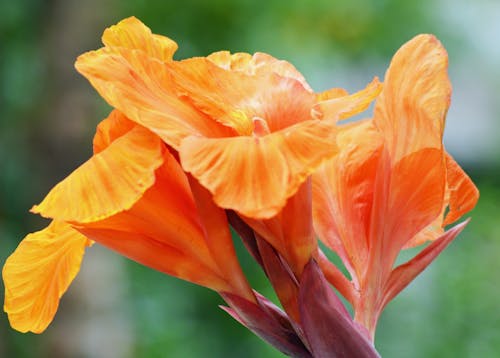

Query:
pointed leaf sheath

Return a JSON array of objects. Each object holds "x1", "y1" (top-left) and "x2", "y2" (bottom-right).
[
  {"x1": 3, "y1": 221, "x2": 91, "y2": 333},
  {"x1": 220, "y1": 292, "x2": 312, "y2": 358},
  {"x1": 299, "y1": 260, "x2": 380, "y2": 358}
]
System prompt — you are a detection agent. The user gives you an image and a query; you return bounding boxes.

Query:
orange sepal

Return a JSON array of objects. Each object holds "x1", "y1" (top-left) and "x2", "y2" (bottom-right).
[
  {"x1": 3, "y1": 221, "x2": 91, "y2": 333},
  {"x1": 180, "y1": 119, "x2": 337, "y2": 219}
]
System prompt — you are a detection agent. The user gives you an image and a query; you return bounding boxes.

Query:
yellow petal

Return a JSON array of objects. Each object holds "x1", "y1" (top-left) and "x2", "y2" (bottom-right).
[
  {"x1": 373, "y1": 34, "x2": 451, "y2": 163},
  {"x1": 76, "y1": 47, "x2": 233, "y2": 149},
  {"x1": 312, "y1": 77, "x2": 382, "y2": 121},
  {"x1": 180, "y1": 119, "x2": 337, "y2": 219},
  {"x1": 102, "y1": 17, "x2": 178, "y2": 62},
  {"x1": 32, "y1": 124, "x2": 164, "y2": 223},
  {"x1": 3, "y1": 221, "x2": 91, "y2": 333}
]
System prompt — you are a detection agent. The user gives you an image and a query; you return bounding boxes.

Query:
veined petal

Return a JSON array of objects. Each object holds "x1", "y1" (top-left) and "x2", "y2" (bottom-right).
[
  {"x1": 312, "y1": 77, "x2": 382, "y2": 121},
  {"x1": 92, "y1": 110, "x2": 136, "y2": 154},
  {"x1": 405, "y1": 152, "x2": 479, "y2": 247},
  {"x1": 373, "y1": 34, "x2": 451, "y2": 163},
  {"x1": 207, "y1": 51, "x2": 313, "y2": 91},
  {"x1": 369, "y1": 147, "x2": 446, "y2": 269},
  {"x1": 76, "y1": 47, "x2": 233, "y2": 149},
  {"x1": 180, "y1": 119, "x2": 337, "y2": 219},
  {"x1": 169, "y1": 57, "x2": 315, "y2": 134},
  {"x1": 32, "y1": 123, "x2": 164, "y2": 223},
  {"x1": 77, "y1": 226, "x2": 231, "y2": 292},
  {"x1": 3, "y1": 221, "x2": 91, "y2": 333},
  {"x1": 313, "y1": 119, "x2": 382, "y2": 283},
  {"x1": 70, "y1": 148, "x2": 247, "y2": 295},
  {"x1": 102, "y1": 17, "x2": 178, "y2": 62},
  {"x1": 244, "y1": 180, "x2": 316, "y2": 276}
]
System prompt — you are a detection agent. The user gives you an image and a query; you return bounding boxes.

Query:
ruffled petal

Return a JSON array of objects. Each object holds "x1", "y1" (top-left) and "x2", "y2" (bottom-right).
[
  {"x1": 3, "y1": 221, "x2": 91, "y2": 333},
  {"x1": 168, "y1": 57, "x2": 314, "y2": 134},
  {"x1": 32, "y1": 124, "x2": 164, "y2": 223},
  {"x1": 180, "y1": 119, "x2": 337, "y2": 219},
  {"x1": 373, "y1": 34, "x2": 451, "y2": 163},
  {"x1": 92, "y1": 110, "x2": 136, "y2": 154},
  {"x1": 76, "y1": 47, "x2": 233, "y2": 149},
  {"x1": 312, "y1": 77, "x2": 382, "y2": 121},
  {"x1": 102, "y1": 16, "x2": 178, "y2": 62},
  {"x1": 207, "y1": 51, "x2": 313, "y2": 91}
]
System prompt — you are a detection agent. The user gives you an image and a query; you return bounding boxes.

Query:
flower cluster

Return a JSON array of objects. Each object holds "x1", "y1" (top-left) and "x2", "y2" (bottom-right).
[{"x1": 3, "y1": 17, "x2": 478, "y2": 357}]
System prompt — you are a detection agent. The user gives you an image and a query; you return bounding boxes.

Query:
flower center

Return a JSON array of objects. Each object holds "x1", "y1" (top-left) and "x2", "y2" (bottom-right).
[{"x1": 252, "y1": 116, "x2": 270, "y2": 137}]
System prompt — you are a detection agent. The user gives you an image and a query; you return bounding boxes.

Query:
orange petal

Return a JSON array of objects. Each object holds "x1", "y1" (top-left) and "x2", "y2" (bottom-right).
[
  {"x1": 369, "y1": 147, "x2": 446, "y2": 272},
  {"x1": 312, "y1": 77, "x2": 382, "y2": 121},
  {"x1": 102, "y1": 17, "x2": 178, "y2": 62},
  {"x1": 76, "y1": 47, "x2": 233, "y2": 149},
  {"x1": 77, "y1": 226, "x2": 231, "y2": 292},
  {"x1": 92, "y1": 110, "x2": 136, "y2": 154},
  {"x1": 180, "y1": 119, "x2": 338, "y2": 219},
  {"x1": 72, "y1": 149, "x2": 241, "y2": 294},
  {"x1": 382, "y1": 220, "x2": 469, "y2": 310},
  {"x1": 244, "y1": 179, "x2": 316, "y2": 276},
  {"x1": 373, "y1": 34, "x2": 451, "y2": 163},
  {"x1": 405, "y1": 151, "x2": 479, "y2": 247},
  {"x1": 187, "y1": 177, "x2": 254, "y2": 301},
  {"x1": 312, "y1": 119, "x2": 382, "y2": 282},
  {"x1": 3, "y1": 221, "x2": 91, "y2": 333},
  {"x1": 169, "y1": 57, "x2": 315, "y2": 134},
  {"x1": 207, "y1": 51, "x2": 313, "y2": 92},
  {"x1": 32, "y1": 124, "x2": 164, "y2": 223},
  {"x1": 443, "y1": 153, "x2": 479, "y2": 226}
]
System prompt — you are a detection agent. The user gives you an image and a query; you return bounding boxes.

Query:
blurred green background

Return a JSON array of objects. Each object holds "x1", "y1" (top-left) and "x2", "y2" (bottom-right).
[{"x1": 1, "y1": 0, "x2": 499, "y2": 357}]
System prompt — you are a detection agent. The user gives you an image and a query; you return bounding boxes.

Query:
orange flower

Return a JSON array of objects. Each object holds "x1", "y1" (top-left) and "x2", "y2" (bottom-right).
[
  {"x1": 3, "y1": 111, "x2": 254, "y2": 333},
  {"x1": 312, "y1": 35, "x2": 479, "y2": 339},
  {"x1": 73, "y1": 16, "x2": 381, "y2": 280}
]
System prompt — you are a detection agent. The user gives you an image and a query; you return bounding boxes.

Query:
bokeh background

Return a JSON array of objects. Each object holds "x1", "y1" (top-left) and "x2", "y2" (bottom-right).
[{"x1": 1, "y1": 0, "x2": 499, "y2": 357}]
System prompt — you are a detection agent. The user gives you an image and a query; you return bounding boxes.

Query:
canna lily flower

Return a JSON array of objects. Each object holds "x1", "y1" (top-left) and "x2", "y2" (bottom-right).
[
  {"x1": 312, "y1": 34, "x2": 479, "y2": 340},
  {"x1": 74, "y1": 17, "x2": 381, "y2": 279},
  {"x1": 3, "y1": 110, "x2": 254, "y2": 333}
]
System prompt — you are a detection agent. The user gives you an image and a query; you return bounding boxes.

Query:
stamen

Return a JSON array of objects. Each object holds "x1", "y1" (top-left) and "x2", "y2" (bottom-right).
[{"x1": 252, "y1": 116, "x2": 271, "y2": 137}]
